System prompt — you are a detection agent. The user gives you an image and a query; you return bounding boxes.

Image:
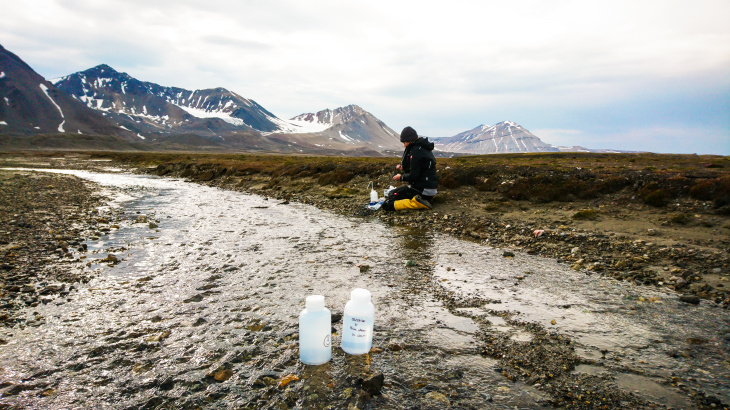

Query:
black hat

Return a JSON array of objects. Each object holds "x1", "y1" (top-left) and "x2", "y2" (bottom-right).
[{"x1": 400, "y1": 126, "x2": 418, "y2": 142}]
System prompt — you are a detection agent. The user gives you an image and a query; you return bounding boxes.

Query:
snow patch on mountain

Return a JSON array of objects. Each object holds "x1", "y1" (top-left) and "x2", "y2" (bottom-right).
[
  {"x1": 174, "y1": 104, "x2": 246, "y2": 126},
  {"x1": 39, "y1": 83, "x2": 65, "y2": 132}
]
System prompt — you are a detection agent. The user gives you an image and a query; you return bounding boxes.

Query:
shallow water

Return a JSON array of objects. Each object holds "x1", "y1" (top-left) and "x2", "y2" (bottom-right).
[{"x1": 0, "y1": 170, "x2": 727, "y2": 409}]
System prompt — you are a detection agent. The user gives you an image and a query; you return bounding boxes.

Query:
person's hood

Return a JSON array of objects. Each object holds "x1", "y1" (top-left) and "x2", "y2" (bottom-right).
[{"x1": 413, "y1": 137, "x2": 435, "y2": 151}]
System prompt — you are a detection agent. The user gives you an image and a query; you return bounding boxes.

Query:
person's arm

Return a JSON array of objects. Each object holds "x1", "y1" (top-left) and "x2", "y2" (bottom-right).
[{"x1": 401, "y1": 150, "x2": 424, "y2": 183}]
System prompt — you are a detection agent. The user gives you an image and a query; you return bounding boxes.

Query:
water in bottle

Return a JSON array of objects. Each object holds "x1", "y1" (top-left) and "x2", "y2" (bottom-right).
[
  {"x1": 341, "y1": 288, "x2": 375, "y2": 355},
  {"x1": 299, "y1": 295, "x2": 332, "y2": 365}
]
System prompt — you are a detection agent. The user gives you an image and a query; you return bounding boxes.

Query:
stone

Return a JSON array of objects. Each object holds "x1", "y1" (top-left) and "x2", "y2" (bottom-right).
[
  {"x1": 424, "y1": 391, "x2": 450, "y2": 406},
  {"x1": 361, "y1": 372, "x2": 384, "y2": 395},
  {"x1": 213, "y1": 368, "x2": 233, "y2": 382},
  {"x1": 679, "y1": 295, "x2": 700, "y2": 305}
]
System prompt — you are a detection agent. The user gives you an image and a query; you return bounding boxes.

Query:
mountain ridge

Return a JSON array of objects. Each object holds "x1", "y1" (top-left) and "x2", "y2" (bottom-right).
[{"x1": 1, "y1": 44, "x2": 620, "y2": 155}]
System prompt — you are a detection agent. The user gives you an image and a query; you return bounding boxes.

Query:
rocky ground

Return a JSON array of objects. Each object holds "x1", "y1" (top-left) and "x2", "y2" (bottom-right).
[
  {"x1": 0, "y1": 152, "x2": 728, "y2": 409},
  {"x1": 0, "y1": 169, "x2": 110, "y2": 329}
]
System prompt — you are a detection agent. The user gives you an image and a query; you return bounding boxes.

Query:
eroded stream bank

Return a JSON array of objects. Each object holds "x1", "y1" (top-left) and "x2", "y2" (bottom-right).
[{"x1": 0, "y1": 169, "x2": 728, "y2": 409}]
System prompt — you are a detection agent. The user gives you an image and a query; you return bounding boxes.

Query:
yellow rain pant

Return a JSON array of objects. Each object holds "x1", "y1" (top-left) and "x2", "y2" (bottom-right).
[{"x1": 393, "y1": 197, "x2": 431, "y2": 211}]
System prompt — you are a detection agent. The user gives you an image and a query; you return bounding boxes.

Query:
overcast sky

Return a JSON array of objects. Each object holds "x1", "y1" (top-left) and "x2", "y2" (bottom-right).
[{"x1": 2, "y1": 0, "x2": 728, "y2": 154}]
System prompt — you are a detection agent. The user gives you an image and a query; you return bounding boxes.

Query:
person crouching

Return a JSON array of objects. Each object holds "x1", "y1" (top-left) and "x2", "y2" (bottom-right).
[{"x1": 382, "y1": 126, "x2": 438, "y2": 211}]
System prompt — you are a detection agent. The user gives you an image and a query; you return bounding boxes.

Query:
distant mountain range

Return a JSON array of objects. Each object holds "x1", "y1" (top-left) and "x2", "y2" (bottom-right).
[{"x1": 0, "y1": 43, "x2": 612, "y2": 155}]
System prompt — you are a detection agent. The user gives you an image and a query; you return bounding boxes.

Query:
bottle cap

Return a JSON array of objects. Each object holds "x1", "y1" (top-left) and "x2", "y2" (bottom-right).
[
  {"x1": 306, "y1": 295, "x2": 325, "y2": 311},
  {"x1": 351, "y1": 288, "x2": 371, "y2": 304}
]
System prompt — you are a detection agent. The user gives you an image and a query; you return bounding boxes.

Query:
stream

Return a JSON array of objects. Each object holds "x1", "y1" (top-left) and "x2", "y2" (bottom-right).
[{"x1": 0, "y1": 170, "x2": 728, "y2": 409}]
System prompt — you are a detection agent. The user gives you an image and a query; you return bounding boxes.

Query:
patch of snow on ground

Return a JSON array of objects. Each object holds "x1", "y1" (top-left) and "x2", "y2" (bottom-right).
[{"x1": 0, "y1": 121, "x2": 7, "y2": 125}]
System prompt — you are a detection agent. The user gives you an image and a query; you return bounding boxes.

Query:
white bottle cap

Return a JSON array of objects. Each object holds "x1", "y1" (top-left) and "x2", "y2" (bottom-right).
[
  {"x1": 351, "y1": 288, "x2": 371, "y2": 304},
  {"x1": 306, "y1": 295, "x2": 325, "y2": 311}
]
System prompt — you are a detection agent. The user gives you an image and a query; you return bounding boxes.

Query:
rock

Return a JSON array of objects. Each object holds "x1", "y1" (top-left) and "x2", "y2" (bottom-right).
[
  {"x1": 502, "y1": 251, "x2": 515, "y2": 258},
  {"x1": 359, "y1": 265, "x2": 370, "y2": 273},
  {"x1": 424, "y1": 391, "x2": 450, "y2": 406},
  {"x1": 679, "y1": 295, "x2": 700, "y2": 305},
  {"x1": 213, "y1": 368, "x2": 233, "y2": 382},
  {"x1": 103, "y1": 254, "x2": 119, "y2": 263},
  {"x1": 331, "y1": 311, "x2": 343, "y2": 323},
  {"x1": 149, "y1": 222, "x2": 159, "y2": 229},
  {"x1": 388, "y1": 342, "x2": 403, "y2": 352},
  {"x1": 146, "y1": 330, "x2": 171, "y2": 342},
  {"x1": 361, "y1": 372, "x2": 384, "y2": 395},
  {"x1": 39, "y1": 284, "x2": 64, "y2": 295}
]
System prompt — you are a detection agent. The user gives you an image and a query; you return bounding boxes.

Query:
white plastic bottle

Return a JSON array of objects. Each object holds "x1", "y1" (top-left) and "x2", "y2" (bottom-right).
[
  {"x1": 368, "y1": 181, "x2": 379, "y2": 204},
  {"x1": 341, "y1": 288, "x2": 375, "y2": 355},
  {"x1": 299, "y1": 295, "x2": 332, "y2": 365}
]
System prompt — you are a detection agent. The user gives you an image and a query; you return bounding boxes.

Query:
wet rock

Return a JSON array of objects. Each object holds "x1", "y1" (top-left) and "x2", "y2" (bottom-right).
[
  {"x1": 146, "y1": 330, "x2": 171, "y2": 342},
  {"x1": 388, "y1": 342, "x2": 403, "y2": 352},
  {"x1": 424, "y1": 391, "x2": 450, "y2": 406},
  {"x1": 361, "y1": 372, "x2": 384, "y2": 395},
  {"x1": 39, "y1": 284, "x2": 64, "y2": 295},
  {"x1": 331, "y1": 311, "x2": 343, "y2": 323},
  {"x1": 212, "y1": 368, "x2": 233, "y2": 382},
  {"x1": 679, "y1": 295, "x2": 701, "y2": 305}
]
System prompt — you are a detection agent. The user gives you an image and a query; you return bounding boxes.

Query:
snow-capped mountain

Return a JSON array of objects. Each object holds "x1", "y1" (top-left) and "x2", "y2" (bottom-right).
[
  {"x1": 48, "y1": 63, "x2": 400, "y2": 153},
  {"x1": 51, "y1": 64, "x2": 285, "y2": 139},
  {"x1": 0, "y1": 45, "x2": 136, "y2": 141},
  {"x1": 275, "y1": 105, "x2": 401, "y2": 152},
  {"x1": 434, "y1": 121, "x2": 559, "y2": 154}
]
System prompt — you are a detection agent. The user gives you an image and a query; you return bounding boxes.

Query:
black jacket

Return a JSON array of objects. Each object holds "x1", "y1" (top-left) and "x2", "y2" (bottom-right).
[{"x1": 401, "y1": 137, "x2": 438, "y2": 190}]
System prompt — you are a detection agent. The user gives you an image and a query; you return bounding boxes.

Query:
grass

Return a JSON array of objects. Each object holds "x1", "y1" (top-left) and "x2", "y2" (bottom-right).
[{"x1": 2, "y1": 150, "x2": 728, "y2": 209}]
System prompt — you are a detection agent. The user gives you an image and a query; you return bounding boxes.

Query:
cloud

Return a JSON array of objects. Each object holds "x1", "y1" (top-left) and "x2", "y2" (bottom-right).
[{"x1": 1, "y1": 0, "x2": 728, "y2": 153}]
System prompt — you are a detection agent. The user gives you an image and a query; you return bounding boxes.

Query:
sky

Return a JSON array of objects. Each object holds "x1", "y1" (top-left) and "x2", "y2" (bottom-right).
[{"x1": 1, "y1": 0, "x2": 728, "y2": 154}]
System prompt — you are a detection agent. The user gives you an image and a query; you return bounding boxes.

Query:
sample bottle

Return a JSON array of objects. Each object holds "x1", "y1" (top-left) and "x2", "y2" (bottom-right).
[
  {"x1": 368, "y1": 181, "x2": 379, "y2": 204},
  {"x1": 299, "y1": 295, "x2": 332, "y2": 365},
  {"x1": 341, "y1": 288, "x2": 375, "y2": 355}
]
